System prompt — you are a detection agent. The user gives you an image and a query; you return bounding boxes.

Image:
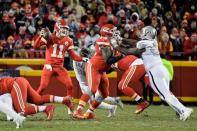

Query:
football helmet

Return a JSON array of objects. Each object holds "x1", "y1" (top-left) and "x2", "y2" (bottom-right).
[
  {"x1": 139, "y1": 26, "x2": 157, "y2": 40},
  {"x1": 100, "y1": 24, "x2": 115, "y2": 37},
  {"x1": 54, "y1": 19, "x2": 69, "y2": 37}
]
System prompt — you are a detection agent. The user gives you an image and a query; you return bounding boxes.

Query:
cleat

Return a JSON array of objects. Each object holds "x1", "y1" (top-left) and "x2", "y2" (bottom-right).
[
  {"x1": 83, "y1": 112, "x2": 95, "y2": 119},
  {"x1": 135, "y1": 101, "x2": 150, "y2": 114},
  {"x1": 14, "y1": 114, "x2": 26, "y2": 129},
  {"x1": 45, "y1": 105, "x2": 55, "y2": 120},
  {"x1": 179, "y1": 108, "x2": 193, "y2": 121},
  {"x1": 107, "y1": 105, "x2": 117, "y2": 117},
  {"x1": 73, "y1": 108, "x2": 84, "y2": 119},
  {"x1": 115, "y1": 98, "x2": 124, "y2": 110},
  {"x1": 63, "y1": 96, "x2": 74, "y2": 114}
]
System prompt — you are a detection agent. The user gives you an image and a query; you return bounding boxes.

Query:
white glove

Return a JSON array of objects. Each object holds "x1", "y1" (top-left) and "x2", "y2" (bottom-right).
[
  {"x1": 112, "y1": 29, "x2": 122, "y2": 41},
  {"x1": 110, "y1": 38, "x2": 119, "y2": 48},
  {"x1": 82, "y1": 57, "x2": 89, "y2": 62},
  {"x1": 44, "y1": 64, "x2": 52, "y2": 71},
  {"x1": 111, "y1": 62, "x2": 118, "y2": 69}
]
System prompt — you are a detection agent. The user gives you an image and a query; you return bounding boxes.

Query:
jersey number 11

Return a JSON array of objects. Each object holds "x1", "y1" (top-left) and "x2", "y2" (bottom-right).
[{"x1": 51, "y1": 44, "x2": 64, "y2": 58}]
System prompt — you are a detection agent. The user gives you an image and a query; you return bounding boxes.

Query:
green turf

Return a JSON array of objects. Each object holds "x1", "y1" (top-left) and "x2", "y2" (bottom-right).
[{"x1": 0, "y1": 104, "x2": 196, "y2": 131}]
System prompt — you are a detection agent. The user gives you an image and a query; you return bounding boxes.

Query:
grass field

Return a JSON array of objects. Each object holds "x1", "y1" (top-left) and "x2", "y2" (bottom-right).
[{"x1": 0, "y1": 104, "x2": 196, "y2": 131}]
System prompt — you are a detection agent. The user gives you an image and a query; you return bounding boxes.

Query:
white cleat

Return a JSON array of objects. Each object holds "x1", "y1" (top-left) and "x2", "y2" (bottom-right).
[
  {"x1": 13, "y1": 114, "x2": 26, "y2": 128},
  {"x1": 179, "y1": 108, "x2": 193, "y2": 121},
  {"x1": 107, "y1": 105, "x2": 117, "y2": 117},
  {"x1": 115, "y1": 98, "x2": 124, "y2": 110}
]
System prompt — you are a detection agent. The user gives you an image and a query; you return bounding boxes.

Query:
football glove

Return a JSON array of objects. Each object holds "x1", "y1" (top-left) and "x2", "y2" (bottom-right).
[{"x1": 44, "y1": 64, "x2": 52, "y2": 71}]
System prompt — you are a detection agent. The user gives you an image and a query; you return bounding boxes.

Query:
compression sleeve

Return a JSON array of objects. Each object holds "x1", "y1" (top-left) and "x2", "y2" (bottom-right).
[{"x1": 68, "y1": 49, "x2": 83, "y2": 61}]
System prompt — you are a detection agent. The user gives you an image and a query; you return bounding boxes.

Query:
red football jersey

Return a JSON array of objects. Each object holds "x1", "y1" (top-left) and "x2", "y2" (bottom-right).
[
  {"x1": 0, "y1": 77, "x2": 15, "y2": 94},
  {"x1": 90, "y1": 37, "x2": 112, "y2": 71},
  {"x1": 117, "y1": 55, "x2": 138, "y2": 71},
  {"x1": 34, "y1": 33, "x2": 74, "y2": 66}
]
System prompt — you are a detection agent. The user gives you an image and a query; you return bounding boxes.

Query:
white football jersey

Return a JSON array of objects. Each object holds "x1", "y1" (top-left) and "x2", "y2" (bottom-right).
[{"x1": 136, "y1": 39, "x2": 162, "y2": 71}]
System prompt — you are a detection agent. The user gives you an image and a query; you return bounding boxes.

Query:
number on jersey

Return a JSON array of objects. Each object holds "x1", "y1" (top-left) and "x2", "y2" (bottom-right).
[{"x1": 51, "y1": 44, "x2": 64, "y2": 58}]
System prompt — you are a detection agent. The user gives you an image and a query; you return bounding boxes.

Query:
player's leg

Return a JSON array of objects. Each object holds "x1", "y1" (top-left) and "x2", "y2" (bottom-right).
[
  {"x1": 118, "y1": 65, "x2": 149, "y2": 114},
  {"x1": 56, "y1": 67, "x2": 73, "y2": 96},
  {"x1": 26, "y1": 78, "x2": 73, "y2": 117},
  {"x1": 0, "y1": 100, "x2": 26, "y2": 128},
  {"x1": 13, "y1": 77, "x2": 55, "y2": 120},
  {"x1": 56, "y1": 67, "x2": 75, "y2": 112},
  {"x1": 103, "y1": 96, "x2": 124, "y2": 109},
  {"x1": 95, "y1": 91, "x2": 117, "y2": 117},
  {"x1": 148, "y1": 65, "x2": 193, "y2": 121},
  {"x1": 36, "y1": 68, "x2": 53, "y2": 94},
  {"x1": 73, "y1": 82, "x2": 93, "y2": 117},
  {"x1": 84, "y1": 73, "x2": 109, "y2": 119},
  {"x1": 0, "y1": 93, "x2": 14, "y2": 120},
  {"x1": 75, "y1": 63, "x2": 101, "y2": 119}
]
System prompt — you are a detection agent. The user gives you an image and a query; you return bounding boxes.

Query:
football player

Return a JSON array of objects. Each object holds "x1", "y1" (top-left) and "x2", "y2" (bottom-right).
[
  {"x1": 73, "y1": 48, "x2": 123, "y2": 118},
  {"x1": 74, "y1": 24, "x2": 124, "y2": 119},
  {"x1": 112, "y1": 26, "x2": 193, "y2": 121},
  {"x1": 112, "y1": 54, "x2": 150, "y2": 114},
  {"x1": 33, "y1": 19, "x2": 88, "y2": 113},
  {"x1": 0, "y1": 76, "x2": 80, "y2": 123}
]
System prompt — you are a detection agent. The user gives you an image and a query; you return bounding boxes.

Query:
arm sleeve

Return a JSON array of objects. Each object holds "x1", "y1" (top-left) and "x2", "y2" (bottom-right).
[
  {"x1": 68, "y1": 49, "x2": 83, "y2": 61},
  {"x1": 122, "y1": 38, "x2": 137, "y2": 47}
]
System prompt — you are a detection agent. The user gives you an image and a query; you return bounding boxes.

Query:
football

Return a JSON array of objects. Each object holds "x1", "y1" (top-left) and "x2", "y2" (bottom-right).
[{"x1": 41, "y1": 27, "x2": 51, "y2": 40}]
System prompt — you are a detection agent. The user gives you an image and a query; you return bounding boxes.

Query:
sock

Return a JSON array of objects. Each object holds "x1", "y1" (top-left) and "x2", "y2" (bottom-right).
[
  {"x1": 77, "y1": 94, "x2": 90, "y2": 110},
  {"x1": 134, "y1": 95, "x2": 145, "y2": 103},
  {"x1": 98, "y1": 102, "x2": 114, "y2": 110},
  {"x1": 88, "y1": 100, "x2": 101, "y2": 112},
  {"x1": 38, "y1": 106, "x2": 47, "y2": 112},
  {"x1": 54, "y1": 96, "x2": 64, "y2": 103}
]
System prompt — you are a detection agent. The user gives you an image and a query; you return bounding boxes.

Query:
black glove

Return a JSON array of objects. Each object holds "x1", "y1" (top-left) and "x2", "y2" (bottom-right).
[{"x1": 80, "y1": 48, "x2": 90, "y2": 57}]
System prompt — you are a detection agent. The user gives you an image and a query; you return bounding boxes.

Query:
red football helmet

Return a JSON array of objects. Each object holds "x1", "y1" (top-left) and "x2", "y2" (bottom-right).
[
  {"x1": 100, "y1": 24, "x2": 115, "y2": 37},
  {"x1": 54, "y1": 19, "x2": 69, "y2": 37}
]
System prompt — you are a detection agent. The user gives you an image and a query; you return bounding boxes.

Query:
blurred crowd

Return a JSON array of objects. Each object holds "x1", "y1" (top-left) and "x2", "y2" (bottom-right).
[{"x1": 0, "y1": 0, "x2": 196, "y2": 61}]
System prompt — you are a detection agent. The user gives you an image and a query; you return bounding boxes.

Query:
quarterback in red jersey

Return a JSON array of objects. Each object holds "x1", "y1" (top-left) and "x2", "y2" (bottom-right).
[
  {"x1": 33, "y1": 20, "x2": 86, "y2": 112},
  {"x1": 113, "y1": 55, "x2": 150, "y2": 114},
  {"x1": 74, "y1": 24, "x2": 124, "y2": 119}
]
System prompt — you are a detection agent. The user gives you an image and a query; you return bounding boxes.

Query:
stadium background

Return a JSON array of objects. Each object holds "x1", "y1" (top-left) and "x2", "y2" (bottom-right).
[
  {"x1": 0, "y1": 58, "x2": 197, "y2": 103},
  {"x1": 0, "y1": 0, "x2": 196, "y2": 103}
]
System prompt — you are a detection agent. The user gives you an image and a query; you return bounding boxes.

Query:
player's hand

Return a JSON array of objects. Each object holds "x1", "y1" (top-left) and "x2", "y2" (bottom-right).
[
  {"x1": 40, "y1": 28, "x2": 47, "y2": 37},
  {"x1": 44, "y1": 64, "x2": 52, "y2": 71},
  {"x1": 80, "y1": 48, "x2": 90, "y2": 57},
  {"x1": 112, "y1": 29, "x2": 122, "y2": 42},
  {"x1": 40, "y1": 27, "x2": 51, "y2": 39},
  {"x1": 110, "y1": 38, "x2": 119, "y2": 48},
  {"x1": 82, "y1": 57, "x2": 89, "y2": 62}
]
